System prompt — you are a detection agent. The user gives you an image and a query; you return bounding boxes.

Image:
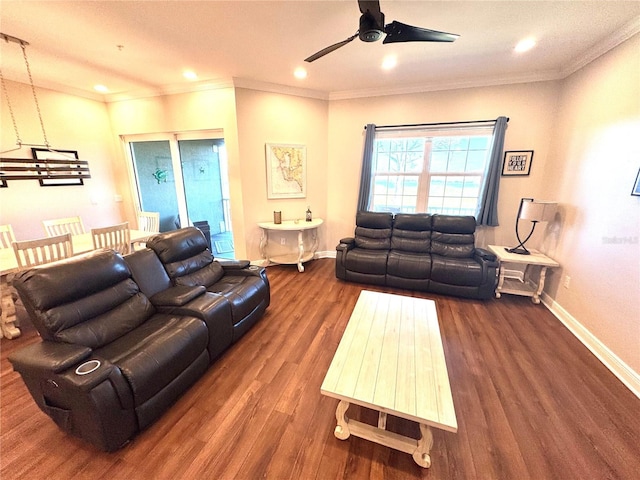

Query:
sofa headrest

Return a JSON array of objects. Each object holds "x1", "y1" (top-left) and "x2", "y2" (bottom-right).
[
  {"x1": 394, "y1": 213, "x2": 432, "y2": 231},
  {"x1": 432, "y1": 215, "x2": 476, "y2": 234},
  {"x1": 147, "y1": 227, "x2": 210, "y2": 264},
  {"x1": 356, "y1": 211, "x2": 393, "y2": 229},
  {"x1": 124, "y1": 248, "x2": 172, "y2": 298},
  {"x1": 13, "y1": 249, "x2": 131, "y2": 312}
]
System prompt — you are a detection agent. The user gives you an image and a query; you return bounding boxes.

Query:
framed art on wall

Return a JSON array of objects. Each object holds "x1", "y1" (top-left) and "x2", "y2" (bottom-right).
[
  {"x1": 502, "y1": 150, "x2": 534, "y2": 176},
  {"x1": 265, "y1": 143, "x2": 306, "y2": 199}
]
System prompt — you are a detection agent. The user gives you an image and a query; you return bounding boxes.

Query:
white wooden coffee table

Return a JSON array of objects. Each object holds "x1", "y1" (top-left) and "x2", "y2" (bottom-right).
[{"x1": 321, "y1": 290, "x2": 457, "y2": 468}]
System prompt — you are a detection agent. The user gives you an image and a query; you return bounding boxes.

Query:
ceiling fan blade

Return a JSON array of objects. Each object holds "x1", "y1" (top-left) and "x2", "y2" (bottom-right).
[
  {"x1": 304, "y1": 33, "x2": 358, "y2": 62},
  {"x1": 358, "y1": 0, "x2": 383, "y2": 26},
  {"x1": 383, "y1": 20, "x2": 459, "y2": 44}
]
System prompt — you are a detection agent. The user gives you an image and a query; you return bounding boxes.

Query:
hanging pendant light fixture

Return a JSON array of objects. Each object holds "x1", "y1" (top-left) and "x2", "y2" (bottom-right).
[{"x1": 0, "y1": 32, "x2": 91, "y2": 185}]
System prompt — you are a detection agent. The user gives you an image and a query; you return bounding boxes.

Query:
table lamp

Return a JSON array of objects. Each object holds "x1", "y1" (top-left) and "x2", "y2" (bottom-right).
[{"x1": 506, "y1": 198, "x2": 558, "y2": 255}]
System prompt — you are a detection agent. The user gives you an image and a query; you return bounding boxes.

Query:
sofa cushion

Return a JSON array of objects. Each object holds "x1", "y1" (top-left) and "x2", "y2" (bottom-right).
[
  {"x1": 14, "y1": 248, "x2": 131, "y2": 313},
  {"x1": 147, "y1": 228, "x2": 225, "y2": 287},
  {"x1": 387, "y1": 250, "x2": 431, "y2": 279},
  {"x1": 344, "y1": 249, "x2": 389, "y2": 275},
  {"x1": 390, "y1": 213, "x2": 432, "y2": 252},
  {"x1": 94, "y1": 313, "x2": 209, "y2": 406},
  {"x1": 147, "y1": 227, "x2": 210, "y2": 264},
  {"x1": 124, "y1": 248, "x2": 172, "y2": 298},
  {"x1": 207, "y1": 275, "x2": 268, "y2": 326},
  {"x1": 431, "y1": 255, "x2": 484, "y2": 286},
  {"x1": 431, "y1": 215, "x2": 477, "y2": 234},
  {"x1": 13, "y1": 250, "x2": 153, "y2": 345},
  {"x1": 431, "y1": 215, "x2": 477, "y2": 258},
  {"x1": 354, "y1": 211, "x2": 393, "y2": 250},
  {"x1": 172, "y1": 255, "x2": 225, "y2": 288},
  {"x1": 52, "y1": 290, "x2": 155, "y2": 348}
]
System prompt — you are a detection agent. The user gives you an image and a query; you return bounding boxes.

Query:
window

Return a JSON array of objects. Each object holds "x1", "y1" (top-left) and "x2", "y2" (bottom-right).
[{"x1": 369, "y1": 126, "x2": 493, "y2": 216}]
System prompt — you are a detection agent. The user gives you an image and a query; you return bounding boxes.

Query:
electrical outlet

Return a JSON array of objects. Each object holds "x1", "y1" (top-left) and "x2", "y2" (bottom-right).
[
  {"x1": 563, "y1": 275, "x2": 571, "y2": 289},
  {"x1": 280, "y1": 237, "x2": 286, "y2": 245}
]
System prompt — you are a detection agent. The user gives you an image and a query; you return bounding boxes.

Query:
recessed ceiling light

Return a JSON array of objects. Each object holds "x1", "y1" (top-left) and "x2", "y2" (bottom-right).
[
  {"x1": 183, "y1": 70, "x2": 198, "y2": 80},
  {"x1": 294, "y1": 67, "x2": 307, "y2": 79},
  {"x1": 94, "y1": 84, "x2": 109, "y2": 93},
  {"x1": 382, "y1": 55, "x2": 397, "y2": 70},
  {"x1": 514, "y1": 37, "x2": 536, "y2": 53}
]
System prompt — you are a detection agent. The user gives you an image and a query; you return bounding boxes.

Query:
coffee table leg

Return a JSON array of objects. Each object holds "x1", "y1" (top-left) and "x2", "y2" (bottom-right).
[
  {"x1": 413, "y1": 423, "x2": 434, "y2": 468},
  {"x1": 334, "y1": 400, "x2": 351, "y2": 440}
]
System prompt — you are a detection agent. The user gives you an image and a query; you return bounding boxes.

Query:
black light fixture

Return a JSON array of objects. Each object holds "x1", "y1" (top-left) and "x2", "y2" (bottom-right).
[{"x1": 506, "y1": 198, "x2": 558, "y2": 255}]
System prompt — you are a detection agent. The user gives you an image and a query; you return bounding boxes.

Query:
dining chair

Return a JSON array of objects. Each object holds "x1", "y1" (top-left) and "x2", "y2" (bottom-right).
[
  {"x1": 134, "y1": 211, "x2": 160, "y2": 250},
  {"x1": 42, "y1": 216, "x2": 85, "y2": 237},
  {"x1": 91, "y1": 222, "x2": 131, "y2": 255},
  {"x1": 12, "y1": 233, "x2": 74, "y2": 270},
  {"x1": 0, "y1": 224, "x2": 16, "y2": 249},
  {"x1": 137, "y1": 211, "x2": 160, "y2": 233}
]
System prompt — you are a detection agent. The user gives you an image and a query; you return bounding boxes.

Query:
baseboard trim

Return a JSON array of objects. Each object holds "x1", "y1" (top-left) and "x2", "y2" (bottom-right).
[
  {"x1": 542, "y1": 293, "x2": 640, "y2": 400},
  {"x1": 315, "y1": 250, "x2": 336, "y2": 259}
]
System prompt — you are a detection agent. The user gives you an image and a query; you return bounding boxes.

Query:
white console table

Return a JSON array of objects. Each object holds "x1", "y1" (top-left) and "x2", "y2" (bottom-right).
[
  {"x1": 488, "y1": 245, "x2": 560, "y2": 304},
  {"x1": 257, "y1": 218, "x2": 323, "y2": 272}
]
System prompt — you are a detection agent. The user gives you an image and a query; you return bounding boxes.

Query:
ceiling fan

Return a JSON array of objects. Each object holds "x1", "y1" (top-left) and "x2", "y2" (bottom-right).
[{"x1": 305, "y1": 0, "x2": 459, "y2": 63}]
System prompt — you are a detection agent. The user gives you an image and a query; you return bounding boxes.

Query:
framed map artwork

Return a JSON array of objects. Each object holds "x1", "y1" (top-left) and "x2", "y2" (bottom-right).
[{"x1": 265, "y1": 143, "x2": 306, "y2": 199}]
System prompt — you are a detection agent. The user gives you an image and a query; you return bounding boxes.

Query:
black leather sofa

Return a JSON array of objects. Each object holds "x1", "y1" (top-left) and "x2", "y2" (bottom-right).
[
  {"x1": 335, "y1": 212, "x2": 498, "y2": 299},
  {"x1": 8, "y1": 227, "x2": 269, "y2": 451}
]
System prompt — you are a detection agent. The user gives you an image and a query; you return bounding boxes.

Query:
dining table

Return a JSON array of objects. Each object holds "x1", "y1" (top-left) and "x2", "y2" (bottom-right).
[{"x1": 0, "y1": 229, "x2": 152, "y2": 340}]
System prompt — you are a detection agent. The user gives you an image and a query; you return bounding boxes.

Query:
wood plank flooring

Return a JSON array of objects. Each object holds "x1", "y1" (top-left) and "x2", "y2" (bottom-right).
[{"x1": 1, "y1": 258, "x2": 639, "y2": 479}]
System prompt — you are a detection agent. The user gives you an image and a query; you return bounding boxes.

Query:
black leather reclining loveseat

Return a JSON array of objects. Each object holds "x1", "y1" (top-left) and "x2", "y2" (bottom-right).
[
  {"x1": 8, "y1": 227, "x2": 269, "y2": 451},
  {"x1": 335, "y1": 212, "x2": 498, "y2": 299}
]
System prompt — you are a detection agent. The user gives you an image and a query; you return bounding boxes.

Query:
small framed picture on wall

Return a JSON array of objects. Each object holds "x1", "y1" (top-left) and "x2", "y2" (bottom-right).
[{"x1": 502, "y1": 150, "x2": 534, "y2": 176}]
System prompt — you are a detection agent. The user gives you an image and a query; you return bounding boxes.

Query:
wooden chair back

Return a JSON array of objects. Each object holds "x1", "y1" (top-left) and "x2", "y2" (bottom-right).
[
  {"x1": 43, "y1": 216, "x2": 85, "y2": 237},
  {"x1": 91, "y1": 222, "x2": 131, "y2": 255},
  {"x1": 12, "y1": 233, "x2": 73, "y2": 269},
  {"x1": 137, "y1": 211, "x2": 160, "y2": 233},
  {"x1": 0, "y1": 224, "x2": 16, "y2": 249}
]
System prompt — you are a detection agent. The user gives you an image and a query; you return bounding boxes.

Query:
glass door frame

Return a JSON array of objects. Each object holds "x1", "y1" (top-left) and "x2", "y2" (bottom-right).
[{"x1": 121, "y1": 129, "x2": 225, "y2": 230}]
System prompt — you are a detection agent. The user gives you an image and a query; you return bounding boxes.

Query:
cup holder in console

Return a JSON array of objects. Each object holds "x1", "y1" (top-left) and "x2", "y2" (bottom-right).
[{"x1": 75, "y1": 359, "x2": 101, "y2": 375}]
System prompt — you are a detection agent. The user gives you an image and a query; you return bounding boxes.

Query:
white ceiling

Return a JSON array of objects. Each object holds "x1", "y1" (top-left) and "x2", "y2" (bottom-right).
[{"x1": 1, "y1": 1, "x2": 639, "y2": 101}]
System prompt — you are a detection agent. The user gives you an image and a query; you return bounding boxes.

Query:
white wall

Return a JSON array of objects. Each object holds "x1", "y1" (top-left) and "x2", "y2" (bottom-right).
[
  {"x1": 544, "y1": 33, "x2": 640, "y2": 372},
  {"x1": 106, "y1": 87, "x2": 247, "y2": 256},
  {"x1": 0, "y1": 80, "x2": 125, "y2": 240},
  {"x1": 325, "y1": 82, "x2": 562, "y2": 251},
  {"x1": 234, "y1": 88, "x2": 329, "y2": 260}
]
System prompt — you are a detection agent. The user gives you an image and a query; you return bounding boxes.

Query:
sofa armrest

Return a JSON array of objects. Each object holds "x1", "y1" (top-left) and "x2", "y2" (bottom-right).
[
  {"x1": 338, "y1": 237, "x2": 355, "y2": 248},
  {"x1": 219, "y1": 262, "x2": 266, "y2": 279},
  {"x1": 150, "y1": 285, "x2": 206, "y2": 307},
  {"x1": 9, "y1": 341, "x2": 92, "y2": 375},
  {"x1": 218, "y1": 260, "x2": 251, "y2": 270},
  {"x1": 474, "y1": 248, "x2": 499, "y2": 266}
]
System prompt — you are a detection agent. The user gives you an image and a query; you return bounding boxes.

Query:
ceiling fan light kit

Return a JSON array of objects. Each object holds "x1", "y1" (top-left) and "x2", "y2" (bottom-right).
[{"x1": 305, "y1": 0, "x2": 458, "y2": 63}]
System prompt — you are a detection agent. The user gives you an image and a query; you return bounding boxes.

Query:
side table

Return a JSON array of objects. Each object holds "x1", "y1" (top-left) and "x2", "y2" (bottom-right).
[
  {"x1": 257, "y1": 218, "x2": 323, "y2": 272},
  {"x1": 487, "y1": 245, "x2": 560, "y2": 304}
]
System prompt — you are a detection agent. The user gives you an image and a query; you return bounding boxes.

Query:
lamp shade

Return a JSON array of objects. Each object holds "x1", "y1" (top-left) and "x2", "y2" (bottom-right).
[{"x1": 520, "y1": 199, "x2": 557, "y2": 223}]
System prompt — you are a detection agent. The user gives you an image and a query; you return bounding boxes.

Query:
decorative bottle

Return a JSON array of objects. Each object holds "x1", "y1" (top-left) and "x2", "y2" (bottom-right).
[{"x1": 306, "y1": 206, "x2": 312, "y2": 222}]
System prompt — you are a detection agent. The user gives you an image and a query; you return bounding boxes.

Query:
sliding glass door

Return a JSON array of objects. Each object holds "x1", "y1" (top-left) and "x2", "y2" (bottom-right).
[{"x1": 125, "y1": 131, "x2": 234, "y2": 258}]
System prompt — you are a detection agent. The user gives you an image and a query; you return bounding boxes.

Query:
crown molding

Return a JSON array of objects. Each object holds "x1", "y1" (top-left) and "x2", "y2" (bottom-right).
[
  {"x1": 232, "y1": 78, "x2": 329, "y2": 100},
  {"x1": 103, "y1": 78, "x2": 236, "y2": 103},
  {"x1": 9, "y1": 17, "x2": 638, "y2": 104},
  {"x1": 561, "y1": 15, "x2": 640, "y2": 78},
  {"x1": 328, "y1": 70, "x2": 564, "y2": 101}
]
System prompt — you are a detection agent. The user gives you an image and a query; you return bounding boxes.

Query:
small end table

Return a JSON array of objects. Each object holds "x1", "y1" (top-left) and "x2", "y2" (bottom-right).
[
  {"x1": 257, "y1": 218, "x2": 323, "y2": 272},
  {"x1": 488, "y1": 245, "x2": 560, "y2": 304}
]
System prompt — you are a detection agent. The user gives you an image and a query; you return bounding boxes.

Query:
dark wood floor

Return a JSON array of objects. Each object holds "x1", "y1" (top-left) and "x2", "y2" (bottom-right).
[{"x1": 2, "y1": 258, "x2": 639, "y2": 479}]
